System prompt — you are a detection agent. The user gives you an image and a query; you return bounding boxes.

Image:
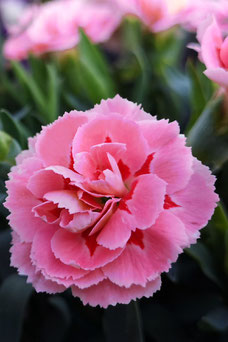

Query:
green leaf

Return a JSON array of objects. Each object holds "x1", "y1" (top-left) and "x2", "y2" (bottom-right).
[
  {"x1": 185, "y1": 241, "x2": 224, "y2": 289},
  {"x1": 199, "y1": 305, "x2": 228, "y2": 332},
  {"x1": 46, "y1": 63, "x2": 60, "y2": 122},
  {"x1": 185, "y1": 60, "x2": 207, "y2": 132},
  {"x1": 0, "y1": 109, "x2": 27, "y2": 147},
  {"x1": 187, "y1": 96, "x2": 228, "y2": 170},
  {"x1": 77, "y1": 29, "x2": 116, "y2": 103},
  {"x1": 103, "y1": 301, "x2": 144, "y2": 342},
  {"x1": 0, "y1": 131, "x2": 21, "y2": 164},
  {"x1": 0, "y1": 274, "x2": 33, "y2": 342}
]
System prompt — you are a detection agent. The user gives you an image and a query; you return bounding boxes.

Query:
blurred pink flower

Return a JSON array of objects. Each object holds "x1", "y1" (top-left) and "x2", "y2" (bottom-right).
[
  {"x1": 3, "y1": 0, "x2": 121, "y2": 60},
  {"x1": 5, "y1": 96, "x2": 218, "y2": 307},
  {"x1": 179, "y1": 0, "x2": 228, "y2": 33},
  {"x1": 112, "y1": 0, "x2": 189, "y2": 32},
  {"x1": 191, "y1": 17, "x2": 228, "y2": 89}
]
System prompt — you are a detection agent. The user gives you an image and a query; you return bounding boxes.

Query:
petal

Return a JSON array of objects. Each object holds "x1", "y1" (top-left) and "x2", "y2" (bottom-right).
[
  {"x1": 204, "y1": 68, "x2": 228, "y2": 88},
  {"x1": 27, "y1": 169, "x2": 65, "y2": 198},
  {"x1": 138, "y1": 119, "x2": 179, "y2": 152},
  {"x1": 91, "y1": 95, "x2": 153, "y2": 121},
  {"x1": 44, "y1": 190, "x2": 90, "y2": 214},
  {"x1": 30, "y1": 227, "x2": 88, "y2": 287},
  {"x1": 51, "y1": 229, "x2": 123, "y2": 270},
  {"x1": 33, "y1": 201, "x2": 61, "y2": 224},
  {"x1": 72, "y1": 114, "x2": 149, "y2": 174},
  {"x1": 60, "y1": 209, "x2": 100, "y2": 233},
  {"x1": 71, "y1": 277, "x2": 161, "y2": 308},
  {"x1": 10, "y1": 239, "x2": 65, "y2": 293},
  {"x1": 36, "y1": 111, "x2": 88, "y2": 167},
  {"x1": 73, "y1": 269, "x2": 106, "y2": 289},
  {"x1": 171, "y1": 158, "x2": 219, "y2": 243},
  {"x1": 151, "y1": 136, "x2": 193, "y2": 194},
  {"x1": 5, "y1": 180, "x2": 52, "y2": 242},
  {"x1": 102, "y1": 211, "x2": 188, "y2": 287},
  {"x1": 97, "y1": 174, "x2": 166, "y2": 249}
]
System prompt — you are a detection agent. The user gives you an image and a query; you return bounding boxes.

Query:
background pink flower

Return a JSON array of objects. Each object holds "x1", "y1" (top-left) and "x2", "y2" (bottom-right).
[
  {"x1": 191, "y1": 17, "x2": 228, "y2": 89},
  {"x1": 3, "y1": 0, "x2": 122, "y2": 60},
  {"x1": 4, "y1": 95, "x2": 218, "y2": 308},
  {"x1": 112, "y1": 0, "x2": 189, "y2": 32}
]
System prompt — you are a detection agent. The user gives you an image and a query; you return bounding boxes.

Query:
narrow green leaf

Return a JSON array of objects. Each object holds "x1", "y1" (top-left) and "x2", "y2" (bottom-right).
[
  {"x1": 187, "y1": 96, "x2": 228, "y2": 170},
  {"x1": 0, "y1": 274, "x2": 33, "y2": 342},
  {"x1": 103, "y1": 301, "x2": 144, "y2": 342},
  {"x1": 186, "y1": 242, "x2": 224, "y2": 289},
  {"x1": 46, "y1": 63, "x2": 60, "y2": 122},
  {"x1": 78, "y1": 30, "x2": 116, "y2": 103},
  {"x1": 199, "y1": 305, "x2": 228, "y2": 332},
  {"x1": 0, "y1": 109, "x2": 26, "y2": 147},
  {"x1": 186, "y1": 60, "x2": 207, "y2": 132}
]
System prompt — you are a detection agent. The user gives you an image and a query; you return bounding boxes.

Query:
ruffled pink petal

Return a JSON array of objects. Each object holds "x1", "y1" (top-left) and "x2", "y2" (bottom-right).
[
  {"x1": 97, "y1": 174, "x2": 166, "y2": 249},
  {"x1": 72, "y1": 114, "x2": 149, "y2": 174},
  {"x1": 138, "y1": 119, "x2": 179, "y2": 152},
  {"x1": 90, "y1": 142, "x2": 127, "y2": 170},
  {"x1": 73, "y1": 152, "x2": 96, "y2": 178},
  {"x1": 44, "y1": 190, "x2": 90, "y2": 214},
  {"x1": 8, "y1": 156, "x2": 43, "y2": 182},
  {"x1": 72, "y1": 269, "x2": 106, "y2": 289},
  {"x1": 36, "y1": 111, "x2": 88, "y2": 167},
  {"x1": 77, "y1": 190, "x2": 102, "y2": 209},
  {"x1": 33, "y1": 201, "x2": 60, "y2": 224},
  {"x1": 201, "y1": 18, "x2": 223, "y2": 69},
  {"x1": 102, "y1": 211, "x2": 188, "y2": 287},
  {"x1": 171, "y1": 158, "x2": 219, "y2": 242},
  {"x1": 51, "y1": 229, "x2": 123, "y2": 270},
  {"x1": 46, "y1": 165, "x2": 83, "y2": 183},
  {"x1": 204, "y1": 68, "x2": 228, "y2": 88},
  {"x1": 10, "y1": 239, "x2": 65, "y2": 293},
  {"x1": 5, "y1": 180, "x2": 51, "y2": 242},
  {"x1": 71, "y1": 277, "x2": 161, "y2": 308},
  {"x1": 151, "y1": 136, "x2": 193, "y2": 194},
  {"x1": 59, "y1": 209, "x2": 100, "y2": 233},
  {"x1": 27, "y1": 169, "x2": 65, "y2": 198},
  {"x1": 30, "y1": 227, "x2": 88, "y2": 287},
  {"x1": 91, "y1": 95, "x2": 153, "y2": 121}
]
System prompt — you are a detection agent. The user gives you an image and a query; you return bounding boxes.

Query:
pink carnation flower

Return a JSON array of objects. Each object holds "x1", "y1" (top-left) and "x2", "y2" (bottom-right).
[
  {"x1": 191, "y1": 17, "x2": 228, "y2": 89},
  {"x1": 3, "y1": 0, "x2": 121, "y2": 60},
  {"x1": 112, "y1": 0, "x2": 189, "y2": 32},
  {"x1": 179, "y1": 0, "x2": 228, "y2": 33},
  {"x1": 5, "y1": 96, "x2": 218, "y2": 308}
]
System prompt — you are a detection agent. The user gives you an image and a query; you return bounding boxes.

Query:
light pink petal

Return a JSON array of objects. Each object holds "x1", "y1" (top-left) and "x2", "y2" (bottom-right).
[
  {"x1": 171, "y1": 158, "x2": 219, "y2": 243},
  {"x1": 97, "y1": 174, "x2": 166, "y2": 249},
  {"x1": 77, "y1": 190, "x2": 102, "y2": 209},
  {"x1": 59, "y1": 209, "x2": 100, "y2": 233},
  {"x1": 51, "y1": 229, "x2": 123, "y2": 271},
  {"x1": 220, "y1": 37, "x2": 228, "y2": 69},
  {"x1": 151, "y1": 136, "x2": 193, "y2": 194},
  {"x1": 138, "y1": 119, "x2": 179, "y2": 152},
  {"x1": 201, "y1": 18, "x2": 223, "y2": 69},
  {"x1": 27, "y1": 169, "x2": 65, "y2": 198},
  {"x1": 102, "y1": 211, "x2": 188, "y2": 288},
  {"x1": 204, "y1": 68, "x2": 228, "y2": 88},
  {"x1": 33, "y1": 201, "x2": 60, "y2": 224},
  {"x1": 44, "y1": 190, "x2": 90, "y2": 214},
  {"x1": 46, "y1": 165, "x2": 83, "y2": 183},
  {"x1": 10, "y1": 239, "x2": 65, "y2": 293},
  {"x1": 72, "y1": 277, "x2": 161, "y2": 308},
  {"x1": 91, "y1": 95, "x2": 153, "y2": 121},
  {"x1": 90, "y1": 142, "x2": 127, "y2": 170},
  {"x1": 36, "y1": 111, "x2": 88, "y2": 167},
  {"x1": 30, "y1": 227, "x2": 88, "y2": 287},
  {"x1": 8, "y1": 156, "x2": 43, "y2": 182},
  {"x1": 73, "y1": 152, "x2": 96, "y2": 178},
  {"x1": 73, "y1": 269, "x2": 106, "y2": 289},
  {"x1": 5, "y1": 180, "x2": 52, "y2": 242},
  {"x1": 72, "y1": 114, "x2": 149, "y2": 174},
  {"x1": 89, "y1": 198, "x2": 120, "y2": 235}
]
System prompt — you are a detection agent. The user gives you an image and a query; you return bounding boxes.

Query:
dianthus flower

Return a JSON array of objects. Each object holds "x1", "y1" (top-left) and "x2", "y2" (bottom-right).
[
  {"x1": 5, "y1": 96, "x2": 218, "y2": 307},
  {"x1": 3, "y1": 0, "x2": 121, "y2": 60}
]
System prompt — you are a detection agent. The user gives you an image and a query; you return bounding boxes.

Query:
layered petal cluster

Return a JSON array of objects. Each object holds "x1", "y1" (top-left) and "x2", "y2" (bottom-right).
[
  {"x1": 112, "y1": 0, "x2": 189, "y2": 32},
  {"x1": 191, "y1": 17, "x2": 228, "y2": 89},
  {"x1": 5, "y1": 95, "x2": 218, "y2": 308},
  {"x1": 3, "y1": 0, "x2": 121, "y2": 60}
]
